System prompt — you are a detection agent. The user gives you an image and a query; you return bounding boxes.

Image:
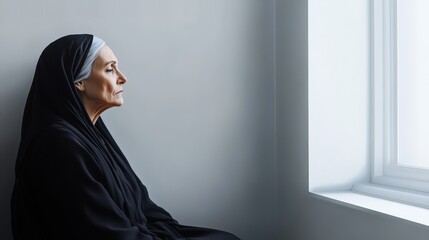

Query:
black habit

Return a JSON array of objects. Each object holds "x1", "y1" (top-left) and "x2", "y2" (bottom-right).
[{"x1": 11, "y1": 34, "x2": 239, "y2": 240}]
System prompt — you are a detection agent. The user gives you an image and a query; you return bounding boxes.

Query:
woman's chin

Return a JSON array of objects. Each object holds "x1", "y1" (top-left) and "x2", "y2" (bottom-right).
[
  {"x1": 110, "y1": 96, "x2": 124, "y2": 107},
  {"x1": 115, "y1": 99, "x2": 124, "y2": 106}
]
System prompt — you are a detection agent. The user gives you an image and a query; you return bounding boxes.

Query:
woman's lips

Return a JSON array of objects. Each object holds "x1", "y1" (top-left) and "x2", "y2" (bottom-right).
[{"x1": 115, "y1": 90, "x2": 124, "y2": 95}]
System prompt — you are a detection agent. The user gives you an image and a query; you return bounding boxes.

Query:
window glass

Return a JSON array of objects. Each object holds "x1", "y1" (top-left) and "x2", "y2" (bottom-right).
[{"x1": 397, "y1": 0, "x2": 429, "y2": 168}]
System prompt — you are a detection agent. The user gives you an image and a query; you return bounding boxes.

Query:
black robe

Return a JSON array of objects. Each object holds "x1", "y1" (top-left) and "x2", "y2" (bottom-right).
[{"x1": 11, "y1": 34, "x2": 239, "y2": 240}]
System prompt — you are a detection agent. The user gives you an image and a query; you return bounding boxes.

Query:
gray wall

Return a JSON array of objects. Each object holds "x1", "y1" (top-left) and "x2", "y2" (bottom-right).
[
  {"x1": 4, "y1": 1, "x2": 429, "y2": 239},
  {"x1": 276, "y1": 0, "x2": 429, "y2": 239},
  {"x1": 0, "y1": 1, "x2": 275, "y2": 239}
]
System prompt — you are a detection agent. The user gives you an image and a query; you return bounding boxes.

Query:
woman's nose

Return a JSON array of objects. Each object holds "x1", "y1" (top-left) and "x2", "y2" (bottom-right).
[{"x1": 117, "y1": 70, "x2": 127, "y2": 84}]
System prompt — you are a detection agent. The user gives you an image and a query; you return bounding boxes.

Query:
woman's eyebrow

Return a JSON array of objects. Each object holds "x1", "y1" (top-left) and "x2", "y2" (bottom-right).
[{"x1": 104, "y1": 60, "x2": 117, "y2": 66}]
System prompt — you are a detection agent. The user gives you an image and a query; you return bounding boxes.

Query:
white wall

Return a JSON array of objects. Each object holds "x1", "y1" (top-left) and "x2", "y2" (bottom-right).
[
  {"x1": 276, "y1": 0, "x2": 429, "y2": 239},
  {"x1": 6, "y1": 1, "x2": 429, "y2": 239},
  {"x1": 308, "y1": 0, "x2": 370, "y2": 192},
  {"x1": 0, "y1": 1, "x2": 276, "y2": 239}
]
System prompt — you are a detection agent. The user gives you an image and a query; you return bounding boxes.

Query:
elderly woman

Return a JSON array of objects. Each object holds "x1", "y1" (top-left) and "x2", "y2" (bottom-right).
[{"x1": 11, "y1": 34, "x2": 239, "y2": 240}]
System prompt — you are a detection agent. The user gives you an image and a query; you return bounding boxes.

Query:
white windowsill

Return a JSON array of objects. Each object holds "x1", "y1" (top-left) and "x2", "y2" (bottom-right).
[{"x1": 311, "y1": 190, "x2": 429, "y2": 227}]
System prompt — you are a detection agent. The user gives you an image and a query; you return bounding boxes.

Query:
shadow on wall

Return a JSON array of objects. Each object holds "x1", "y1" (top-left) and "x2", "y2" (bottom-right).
[{"x1": 0, "y1": 66, "x2": 33, "y2": 239}]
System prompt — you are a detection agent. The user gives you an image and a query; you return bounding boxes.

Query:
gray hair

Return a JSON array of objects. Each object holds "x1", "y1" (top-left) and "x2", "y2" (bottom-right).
[{"x1": 74, "y1": 36, "x2": 105, "y2": 82}]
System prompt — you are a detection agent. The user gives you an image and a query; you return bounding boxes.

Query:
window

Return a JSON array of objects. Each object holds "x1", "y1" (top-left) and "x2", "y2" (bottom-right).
[
  {"x1": 309, "y1": 0, "x2": 429, "y2": 225},
  {"x1": 353, "y1": 0, "x2": 429, "y2": 207},
  {"x1": 397, "y1": 0, "x2": 429, "y2": 170}
]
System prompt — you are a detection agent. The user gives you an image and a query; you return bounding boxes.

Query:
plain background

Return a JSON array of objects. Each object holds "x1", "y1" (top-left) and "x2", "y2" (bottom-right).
[
  {"x1": 0, "y1": 1, "x2": 275, "y2": 240},
  {"x1": 2, "y1": 0, "x2": 429, "y2": 240}
]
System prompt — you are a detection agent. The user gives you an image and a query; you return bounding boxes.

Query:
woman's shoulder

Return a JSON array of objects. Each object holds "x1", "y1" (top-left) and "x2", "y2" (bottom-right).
[
  {"x1": 32, "y1": 120, "x2": 94, "y2": 157},
  {"x1": 38, "y1": 120, "x2": 85, "y2": 143},
  {"x1": 31, "y1": 120, "x2": 104, "y2": 172},
  {"x1": 27, "y1": 121, "x2": 107, "y2": 190}
]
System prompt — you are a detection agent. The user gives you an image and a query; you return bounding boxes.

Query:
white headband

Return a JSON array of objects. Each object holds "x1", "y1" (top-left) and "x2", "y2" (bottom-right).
[{"x1": 74, "y1": 36, "x2": 105, "y2": 83}]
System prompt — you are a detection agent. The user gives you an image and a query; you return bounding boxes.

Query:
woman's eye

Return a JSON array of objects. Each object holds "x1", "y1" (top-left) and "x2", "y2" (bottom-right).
[{"x1": 106, "y1": 68, "x2": 114, "y2": 73}]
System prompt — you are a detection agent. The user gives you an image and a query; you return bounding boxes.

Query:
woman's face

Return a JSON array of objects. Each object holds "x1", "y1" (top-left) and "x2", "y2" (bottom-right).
[{"x1": 77, "y1": 45, "x2": 127, "y2": 109}]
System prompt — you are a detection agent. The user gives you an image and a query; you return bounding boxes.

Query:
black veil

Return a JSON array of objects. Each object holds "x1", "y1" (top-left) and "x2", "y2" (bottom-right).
[{"x1": 17, "y1": 35, "x2": 94, "y2": 168}]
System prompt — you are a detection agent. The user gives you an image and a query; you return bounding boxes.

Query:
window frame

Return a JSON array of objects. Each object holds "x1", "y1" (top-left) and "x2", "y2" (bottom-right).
[
  {"x1": 369, "y1": 0, "x2": 429, "y2": 200},
  {"x1": 309, "y1": 0, "x2": 429, "y2": 223}
]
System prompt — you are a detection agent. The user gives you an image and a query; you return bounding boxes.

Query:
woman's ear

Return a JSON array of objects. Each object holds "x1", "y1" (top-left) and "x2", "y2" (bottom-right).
[{"x1": 75, "y1": 81, "x2": 85, "y2": 92}]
